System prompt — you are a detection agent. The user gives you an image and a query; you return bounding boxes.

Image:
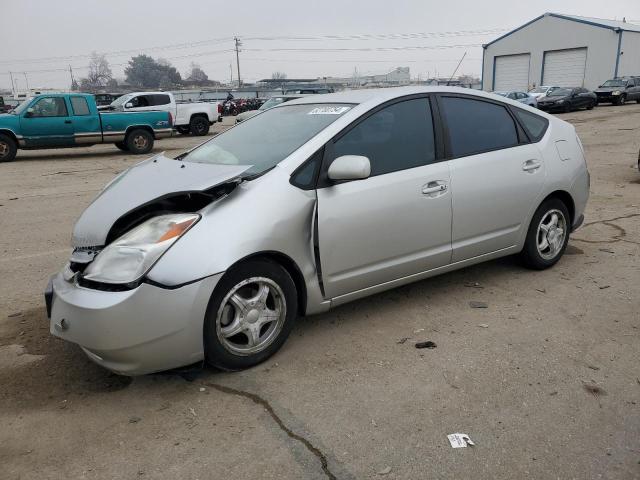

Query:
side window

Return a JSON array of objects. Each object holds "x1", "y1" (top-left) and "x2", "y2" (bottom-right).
[
  {"x1": 291, "y1": 148, "x2": 323, "y2": 190},
  {"x1": 508, "y1": 93, "x2": 517, "y2": 100},
  {"x1": 30, "y1": 97, "x2": 68, "y2": 117},
  {"x1": 332, "y1": 98, "x2": 436, "y2": 177},
  {"x1": 513, "y1": 109, "x2": 548, "y2": 142},
  {"x1": 440, "y1": 96, "x2": 518, "y2": 157},
  {"x1": 129, "y1": 96, "x2": 150, "y2": 108},
  {"x1": 151, "y1": 94, "x2": 171, "y2": 106},
  {"x1": 70, "y1": 97, "x2": 90, "y2": 116}
]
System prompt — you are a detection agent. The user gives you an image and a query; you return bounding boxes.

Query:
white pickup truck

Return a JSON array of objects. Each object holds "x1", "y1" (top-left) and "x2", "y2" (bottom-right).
[{"x1": 104, "y1": 92, "x2": 220, "y2": 136}]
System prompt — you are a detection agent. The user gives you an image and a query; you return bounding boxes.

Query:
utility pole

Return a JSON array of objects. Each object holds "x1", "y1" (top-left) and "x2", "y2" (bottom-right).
[
  {"x1": 229, "y1": 63, "x2": 233, "y2": 86},
  {"x1": 9, "y1": 71, "x2": 15, "y2": 97},
  {"x1": 447, "y1": 51, "x2": 467, "y2": 86},
  {"x1": 234, "y1": 37, "x2": 242, "y2": 88},
  {"x1": 23, "y1": 72, "x2": 30, "y2": 92},
  {"x1": 69, "y1": 65, "x2": 76, "y2": 91}
]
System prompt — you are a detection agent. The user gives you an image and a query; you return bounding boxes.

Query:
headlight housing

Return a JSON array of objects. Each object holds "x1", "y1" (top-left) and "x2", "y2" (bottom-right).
[
  {"x1": 612, "y1": 90, "x2": 621, "y2": 95},
  {"x1": 82, "y1": 213, "x2": 200, "y2": 285}
]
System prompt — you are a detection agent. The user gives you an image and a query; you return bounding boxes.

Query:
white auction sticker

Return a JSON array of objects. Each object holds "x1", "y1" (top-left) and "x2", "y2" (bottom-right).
[
  {"x1": 308, "y1": 106, "x2": 351, "y2": 115},
  {"x1": 447, "y1": 433, "x2": 475, "y2": 448}
]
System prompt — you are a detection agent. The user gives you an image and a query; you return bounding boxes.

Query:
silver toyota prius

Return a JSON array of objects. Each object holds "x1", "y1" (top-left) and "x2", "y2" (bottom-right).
[{"x1": 46, "y1": 87, "x2": 590, "y2": 375}]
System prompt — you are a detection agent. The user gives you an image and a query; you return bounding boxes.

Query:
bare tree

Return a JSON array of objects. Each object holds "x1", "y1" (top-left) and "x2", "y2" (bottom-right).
[
  {"x1": 271, "y1": 71, "x2": 287, "y2": 80},
  {"x1": 85, "y1": 52, "x2": 113, "y2": 89}
]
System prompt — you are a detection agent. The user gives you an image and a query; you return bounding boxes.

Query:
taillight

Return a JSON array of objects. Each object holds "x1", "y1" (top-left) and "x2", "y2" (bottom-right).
[
  {"x1": 217, "y1": 104, "x2": 223, "y2": 114},
  {"x1": 168, "y1": 112, "x2": 173, "y2": 126}
]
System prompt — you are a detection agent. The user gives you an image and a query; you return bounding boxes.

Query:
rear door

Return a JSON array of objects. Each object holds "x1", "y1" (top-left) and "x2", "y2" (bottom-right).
[
  {"x1": 69, "y1": 96, "x2": 102, "y2": 145},
  {"x1": 317, "y1": 97, "x2": 452, "y2": 299},
  {"x1": 20, "y1": 96, "x2": 74, "y2": 147},
  {"x1": 438, "y1": 94, "x2": 547, "y2": 262}
]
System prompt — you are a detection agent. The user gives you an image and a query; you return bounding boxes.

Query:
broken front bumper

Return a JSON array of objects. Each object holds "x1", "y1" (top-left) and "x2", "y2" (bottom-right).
[{"x1": 47, "y1": 271, "x2": 222, "y2": 375}]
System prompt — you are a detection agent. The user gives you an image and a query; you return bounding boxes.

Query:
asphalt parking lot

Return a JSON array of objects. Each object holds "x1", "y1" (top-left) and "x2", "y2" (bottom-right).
[{"x1": 1, "y1": 107, "x2": 639, "y2": 479}]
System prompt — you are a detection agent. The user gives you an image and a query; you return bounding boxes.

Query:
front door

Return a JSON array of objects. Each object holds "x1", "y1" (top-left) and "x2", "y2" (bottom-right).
[
  {"x1": 20, "y1": 96, "x2": 74, "y2": 147},
  {"x1": 317, "y1": 97, "x2": 452, "y2": 299},
  {"x1": 437, "y1": 95, "x2": 546, "y2": 262}
]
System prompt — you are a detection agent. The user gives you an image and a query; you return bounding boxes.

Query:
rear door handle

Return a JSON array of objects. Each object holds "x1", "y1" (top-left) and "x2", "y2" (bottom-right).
[
  {"x1": 422, "y1": 181, "x2": 448, "y2": 195},
  {"x1": 522, "y1": 160, "x2": 541, "y2": 172}
]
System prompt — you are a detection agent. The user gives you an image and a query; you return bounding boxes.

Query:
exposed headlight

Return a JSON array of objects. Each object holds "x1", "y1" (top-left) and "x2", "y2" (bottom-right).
[
  {"x1": 612, "y1": 90, "x2": 621, "y2": 95},
  {"x1": 83, "y1": 213, "x2": 200, "y2": 284},
  {"x1": 557, "y1": 99, "x2": 565, "y2": 104}
]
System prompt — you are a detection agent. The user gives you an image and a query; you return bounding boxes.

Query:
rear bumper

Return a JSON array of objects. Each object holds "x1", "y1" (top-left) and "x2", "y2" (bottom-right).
[
  {"x1": 47, "y1": 271, "x2": 222, "y2": 375},
  {"x1": 155, "y1": 128, "x2": 173, "y2": 139}
]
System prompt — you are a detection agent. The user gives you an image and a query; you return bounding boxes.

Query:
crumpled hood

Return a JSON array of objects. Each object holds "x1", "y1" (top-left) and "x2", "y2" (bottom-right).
[{"x1": 72, "y1": 153, "x2": 251, "y2": 247}]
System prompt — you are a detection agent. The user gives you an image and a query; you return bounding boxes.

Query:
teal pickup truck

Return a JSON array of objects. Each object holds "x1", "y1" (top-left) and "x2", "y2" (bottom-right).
[{"x1": 0, "y1": 93, "x2": 173, "y2": 162}]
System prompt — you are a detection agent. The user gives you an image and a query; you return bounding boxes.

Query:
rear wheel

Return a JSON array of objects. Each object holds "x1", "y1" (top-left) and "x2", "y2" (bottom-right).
[
  {"x1": 125, "y1": 129, "x2": 154, "y2": 155},
  {"x1": 114, "y1": 141, "x2": 128, "y2": 152},
  {"x1": 520, "y1": 198, "x2": 570, "y2": 270},
  {"x1": 189, "y1": 116, "x2": 209, "y2": 136},
  {"x1": 0, "y1": 134, "x2": 17, "y2": 162},
  {"x1": 204, "y1": 259, "x2": 298, "y2": 371}
]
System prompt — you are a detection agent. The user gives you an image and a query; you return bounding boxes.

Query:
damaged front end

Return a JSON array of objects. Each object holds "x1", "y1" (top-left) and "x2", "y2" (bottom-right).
[{"x1": 66, "y1": 153, "x2": 251, "y2": 290}]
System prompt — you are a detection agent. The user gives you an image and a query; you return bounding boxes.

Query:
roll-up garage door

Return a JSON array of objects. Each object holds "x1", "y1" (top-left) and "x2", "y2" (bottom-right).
[
  {"x1": 542, "y1": 48, "x2": 587, "y2": 87},
  {"x1": 494, "y1": 54, "x2": 530, "y2": 91}
]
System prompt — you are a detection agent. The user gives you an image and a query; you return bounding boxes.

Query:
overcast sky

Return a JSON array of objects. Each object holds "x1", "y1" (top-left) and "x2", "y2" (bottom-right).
[{"x1": 1, "y1": 0, "x2": 639, "y2": 90}]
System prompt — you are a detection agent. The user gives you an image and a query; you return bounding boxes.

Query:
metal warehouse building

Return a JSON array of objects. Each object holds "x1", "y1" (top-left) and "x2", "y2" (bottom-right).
[{"x1": 482, "y1": 13, "x2": 640, "y2": 92}]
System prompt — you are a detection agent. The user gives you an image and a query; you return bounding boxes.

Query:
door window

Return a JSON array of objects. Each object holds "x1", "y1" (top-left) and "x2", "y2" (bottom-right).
[
  {"x1": 30, "y1": 97, "x2": 68, "y2": 117},
  {"x1": 70, "y1": 97, "x2": 90, "y2": 116},
  {"x1": 440, "y1": 96, "x2": 518, "y2": 158},
  {"x1": 151, "y1": 94, "x2": 171, "y2": 106},
  {"x1": 332, "y1": 98, "x2": 436, "y2": 177},
  {"x1": 129, "y1": 96, "x2": 151, "y2": 108}
]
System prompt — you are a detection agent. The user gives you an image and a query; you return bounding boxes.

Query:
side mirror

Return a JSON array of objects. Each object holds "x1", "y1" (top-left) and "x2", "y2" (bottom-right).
[
  {"x1": 328, "y1": 155, "x2": 371, "y2": 181},
  {"x1": 125, "y1": 102, "x2": 133, "y2": 109},
  {"x1": 24, "y1": 107, "x2": 34, "y2": 117}
]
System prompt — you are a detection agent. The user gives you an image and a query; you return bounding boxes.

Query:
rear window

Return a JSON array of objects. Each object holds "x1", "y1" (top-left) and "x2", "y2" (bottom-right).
[
  {"x1": 70, "y1": 97, "x2": 90, "y2": 116},
  {"x1": 440, "y1": 96, "x2": 518, "y2": 157},
  {"x1": 151, "y1": 94, "x2": 171, "y2": 106},
  {"x1": 513, "y1": 109, "x2": 548, "y2": 142}
]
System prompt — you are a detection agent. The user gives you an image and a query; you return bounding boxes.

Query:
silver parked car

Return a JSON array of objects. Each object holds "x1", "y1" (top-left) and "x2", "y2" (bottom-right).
[
  {"x1": 46, "y1": 87, "x2": 590, "y2": 375},
  {"x1": 493, "y1": 90, "x2": 538, "y2": 107}
]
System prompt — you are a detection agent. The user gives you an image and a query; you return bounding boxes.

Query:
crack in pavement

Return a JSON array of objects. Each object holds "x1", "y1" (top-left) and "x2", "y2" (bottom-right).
[
  {"x1": 206, "y1": 382, "x2": 337, "y2": 480},
  {"x1": 572, "y1": 212, "x2": 640, "y2": 244}
]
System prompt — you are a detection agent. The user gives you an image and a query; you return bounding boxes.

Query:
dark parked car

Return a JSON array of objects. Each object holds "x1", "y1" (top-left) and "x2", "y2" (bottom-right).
[
  {"x1": 594, "y1": 77, "x2": 640, "y2": 105},
  {"x1": 537, "y1": 87, "x2": 597, "y2": 113}
]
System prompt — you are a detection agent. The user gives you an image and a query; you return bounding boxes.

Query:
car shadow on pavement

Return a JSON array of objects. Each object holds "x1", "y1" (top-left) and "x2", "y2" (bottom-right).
[{"x1": 0, "y1": 306, "x2": 132, "y2": 413}]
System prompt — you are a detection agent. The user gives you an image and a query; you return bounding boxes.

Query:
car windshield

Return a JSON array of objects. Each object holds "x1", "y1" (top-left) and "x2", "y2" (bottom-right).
[
  {"x1": 182, "y1": 103, "x2": 353, "y2": 175},
  {"x1": 548, "y1": 88, "x2": 572, "y2": 97},
  {"x1": 530, "y1": 87, "x2": 548, "y2": 93},
  {"x1": 109, "y1": 94, "x2": 133, "y2": 108},
  {"x1": 258, "y1": 97, "x2": 288, "y2": 110},
  {"x1": 11, "y1": 98, "x2": 33, "y2": 115},
  {"x1": 601, "y1": 80, "x2": 625, "y2": 87}
]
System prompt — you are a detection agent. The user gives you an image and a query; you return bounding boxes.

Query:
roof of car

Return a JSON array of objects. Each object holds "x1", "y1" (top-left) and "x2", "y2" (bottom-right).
[{"x1": 284, "y1": 86, "x2": 507, "y2": 107}]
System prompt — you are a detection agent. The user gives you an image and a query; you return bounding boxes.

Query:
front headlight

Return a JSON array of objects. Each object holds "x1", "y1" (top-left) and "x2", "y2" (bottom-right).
[
  {"x1": 83, "y1": 213, "x2": 200, "y2": 284},
  {"x1": 557, "y1": 99, "x2": 565, "y2": 104},
  {"x1": 612, "y1": 90, "x2": 621, "y2": 95}
]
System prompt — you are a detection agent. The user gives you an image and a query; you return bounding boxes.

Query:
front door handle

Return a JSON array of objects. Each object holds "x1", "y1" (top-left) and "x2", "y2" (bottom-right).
[
  {"x1": 64, "y1": 120, "x2": 72, "y2": 124},
  {"x1": 522, "y1": 160, "x2": 541, "y2": 172},
  {"x1": 422, "y1": 181, "x2": 448, "y2": 195}
]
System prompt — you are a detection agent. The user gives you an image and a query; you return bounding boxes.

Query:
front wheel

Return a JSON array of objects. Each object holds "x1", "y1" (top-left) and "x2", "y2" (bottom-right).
[
  {"x1": 586, "y1": 101, "x2": 595, "y2": 110},
  {"x1": 0, "y1": 133, "x2": 17, "y2": 162},
  {"x1": 617, "y1": 94, "x2": 627, "y2": 105},
  {"x1": 520, "y1": 198, "x2": 570, "y2": 270},
  {"x1": 125, "y1": 129, "x2": 154, "y2": 155},
  {"x1": 204, "y1": 259, "x2": 298, "y2": 371}
]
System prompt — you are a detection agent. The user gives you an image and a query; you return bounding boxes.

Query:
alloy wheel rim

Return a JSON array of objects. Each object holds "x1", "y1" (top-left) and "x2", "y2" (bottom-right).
[
  {"x1": 194, "y1": 120, "x2": 206, "y2": 134},
  {"x1": 216, "y1": 277, "x2": 286, "y2": 356},
  {"x1": 133, "y1": 135, "x2": 148, "y2": 149},
  {"x1": 536, "y1": 209, "x2": 567, "y2": 260},
  {"x1": 0, "y1": 141, "x2": 8, "y2": 158}
]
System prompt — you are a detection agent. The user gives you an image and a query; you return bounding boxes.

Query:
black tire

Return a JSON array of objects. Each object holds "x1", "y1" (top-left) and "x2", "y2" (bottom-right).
[
  {"x1": 586, "y1": 101, "x2": 595, "y2": 110},
  {"x1": 636, "y1": 99, "x2": 640, "y2": 104},
  {"x1": 0, "y1": 133, "x2": 17, "y2": 162},
  {"x1": 617, "y1": 94, "x2": 626, "y2": 106},
  {"x1": 563, "y1": 103, "x2": 572, "y2": 113},
  {"x1": 125, "y1": 129, "x2": 154, "y2": 155},
  {"x1": 189, "y1": 116, "x2": 210, "y2": 136},
  {"x1": 520, "y1": 198, "x2": 571, "y2": 270},
  {"x1": 204, "y1": 259, "x2": 298, "y2": 371},
  {"x1": 176, "y1": 126, "x2": 190, "y2": 135},
  {"x1": 114, "y1": 141, "x2": 128, "y2": 152}
]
